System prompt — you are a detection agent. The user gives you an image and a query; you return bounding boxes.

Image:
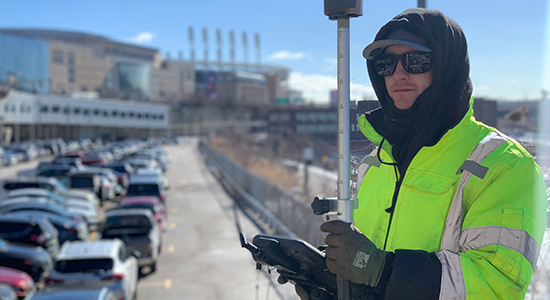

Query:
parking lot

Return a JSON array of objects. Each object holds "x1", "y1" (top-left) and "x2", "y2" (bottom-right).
[{"x1": 0, "y1": 138, "x2": 295, "y2": 300}]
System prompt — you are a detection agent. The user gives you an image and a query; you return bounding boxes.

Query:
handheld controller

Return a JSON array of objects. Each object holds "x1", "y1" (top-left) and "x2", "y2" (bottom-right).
[{"x1": 241, "y1": 233, "x2": 373, "y2": 300}]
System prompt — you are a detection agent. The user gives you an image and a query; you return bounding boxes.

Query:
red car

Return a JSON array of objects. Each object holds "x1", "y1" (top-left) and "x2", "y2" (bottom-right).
[
  {"x1": 119, "y1": 196, "x2": 166, "y2": 231},
  {"x1": 0, "y1": 267, "x2": 36, "y2": 299}
]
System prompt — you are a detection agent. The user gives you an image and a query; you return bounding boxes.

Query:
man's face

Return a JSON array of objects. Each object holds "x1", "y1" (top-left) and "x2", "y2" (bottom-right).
[{"x1": 384, "y1": 44, "x2": 433, "y2": 110}]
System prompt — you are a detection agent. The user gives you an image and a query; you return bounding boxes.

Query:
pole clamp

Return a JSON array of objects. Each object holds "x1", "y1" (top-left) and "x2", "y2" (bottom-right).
[{"x1": 311, "y1": 197, "x2": 358, "y2": 217}]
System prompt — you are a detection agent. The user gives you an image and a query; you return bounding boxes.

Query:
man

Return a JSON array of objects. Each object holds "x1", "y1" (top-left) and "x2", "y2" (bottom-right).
[{"x1": 292, "y1": 8, "x2": 546, "y2": 300}]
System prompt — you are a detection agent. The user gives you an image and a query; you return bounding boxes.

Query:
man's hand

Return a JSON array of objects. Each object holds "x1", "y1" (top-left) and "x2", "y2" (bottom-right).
[
  {"x1": 277, "y1": 275, "x2": 310, "y2": 300},
  {"x1": 320, "y1": 220, "x2": 387, "y2": 287}
]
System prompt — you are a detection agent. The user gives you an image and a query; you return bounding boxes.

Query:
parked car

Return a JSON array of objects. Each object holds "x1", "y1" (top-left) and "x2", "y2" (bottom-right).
[
  {"x1": 81, "y1": 151, "x2": 110, "y2": 166},
  {"x1": 0, "y1": 177, "x2": 69, "y2": 196},
  {"x1": 63, "y1": 190, "x2": 100, "y2": 209},
  {"x1": 65, "y1": 171, "x2": 115, "y2": 202},
  {"x1": 0, "y1": 283, "x2": 16, "y2": 300},
  {"x1": 6, "y1": 211, "x2": 88, "y2": 244},
  {"x1": 35, "y1": 166, "x2": 77, "y2": 179},
  {"x1": 0, "y1": 238, "x2": 53, "y2": 283},
  {"x1": 101, "y1": 209, "x2": 161, "y2": 274},
  {"x1": 88, "y1": 168, "x2": 123, "y2": 198},
  {"x1": 0, "y1": 201, "x2": 79, "y2": 222},
  {"x1": 0, "y1": 215, "x2": 60, "y2": 257},
  {"x1": 45, "y1": 240, "x2": 138, "y2": 300},
  {"x1": 133, "y1": 168, "x2": 169, "y2": 190},
  {"x1": 124, "y1": 158, "x2": 159, "y2": 173},
  {"x1": 118, "y1": 196, "x2": 166, "y2": 231},
  {"x1": 0, "y1": 268, "x2": 34, "y2": 300},
  {"x1": 30, "y1": 287, "x2": 116, "y2": 300},
  {"x1": 0, "y1": 188, "x2": 67, "y2": 207},
  {"x1": 125, "y1": 176, "x2": 167, "y2": 205},
  {"x1": 65, "y1": 205, "x2": 99, "y2": 231}
]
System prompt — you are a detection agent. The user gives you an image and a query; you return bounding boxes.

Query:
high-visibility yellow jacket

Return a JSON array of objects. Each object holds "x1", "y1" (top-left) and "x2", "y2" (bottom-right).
[{"x1": 354, "y1": 104, "x2": 547, "y2": 299}]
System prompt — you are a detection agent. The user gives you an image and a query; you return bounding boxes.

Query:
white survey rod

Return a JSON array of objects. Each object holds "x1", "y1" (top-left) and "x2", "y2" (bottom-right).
[
  {"x1": 336, "y1": 16, "x2": 352, "y2": 300},
  {"x1": 337, "y1": 17, "x2": 352, "y2": 224}
]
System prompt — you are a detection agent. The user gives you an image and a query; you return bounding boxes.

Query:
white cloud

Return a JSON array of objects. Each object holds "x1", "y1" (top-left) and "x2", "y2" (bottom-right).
[
  {"x1": 268, "y1": 50, "x2": 305, "y2": 60},
  {"x1": 127, "y1": 32, "x2": 157, "y2": 44},
  {"x1": 289, "y1": 72, "x2": 376, "y2": 103}
]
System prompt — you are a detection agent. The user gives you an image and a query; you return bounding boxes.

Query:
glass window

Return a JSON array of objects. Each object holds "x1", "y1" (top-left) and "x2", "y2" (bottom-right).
[
  {"x1": 55, "y1": 259, "x2": 113, "y2": 273},
  {"x1": 52, "y1": 105, "x2": 60, "y2": 113},
  {"x1": 74, "y1": 108, "x2": 80, "y2": 115},
  {"x1": 0, "y1": 34, "x2": 49, "y2": 94},
  {"x1": 63, "y1": 107, "x2": 70, "y2": 114},
  {"x1": 52, "y1": 50, "x2": 63, "y2": 64},
  {"x1": 103, "y1": 110, "x2": 108, "y2": 117},
  {"x1": 116, "y1": 62, "x2": 150, "y2": 96},
  {"x1": 41, "y1": 105, "x2": 48, "y2": 113},
  {"x1": 83, "y1": 109, "x2": 89, "y2": 116}
]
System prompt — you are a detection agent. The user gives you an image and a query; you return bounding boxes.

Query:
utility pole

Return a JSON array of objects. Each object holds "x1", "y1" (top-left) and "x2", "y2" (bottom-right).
[{"x1": 324, "y1": 1, "x2": 362, "y2": 299}]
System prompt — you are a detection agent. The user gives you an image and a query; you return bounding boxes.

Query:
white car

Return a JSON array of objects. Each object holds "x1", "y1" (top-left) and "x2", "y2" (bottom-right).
[
  {"x1": 101, "y1": 209, "x2": 161, "y2": 274},
  {"x1": 133, "y1": 168, "x2": 169, "y2": 190},
  {"x1": 65, "y1": 202, "x2": 99, "y2": 231},
  {"x1": 45, "y1": 239, "x2": 139, "y2": 300},
  {"x1": 63, "y1": 190, "x2": 100, "y2": 209}
]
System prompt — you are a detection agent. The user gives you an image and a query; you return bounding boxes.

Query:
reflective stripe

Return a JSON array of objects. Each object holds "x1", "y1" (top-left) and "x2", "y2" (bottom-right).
[
  {"x1": 441, "y1": 130, "x2": 507, "y2": 251},
  {"x1": 439, "y1": 130, "x2": 507, "y2": 299},
  {"x1": 362, "y1": 155, "x2": 382, "y2": 168},
  {"x1": 436, "y1": 250, "x2": 466, "y2": 300},
  {"x1": 460, "y1": 226, "x2": 540, "y2": 269}
]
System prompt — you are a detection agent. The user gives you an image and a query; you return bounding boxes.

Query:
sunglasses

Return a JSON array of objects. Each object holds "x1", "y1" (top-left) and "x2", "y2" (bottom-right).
[{"x1": 373, "y1": 52, "x2": 432, "y2": 76}]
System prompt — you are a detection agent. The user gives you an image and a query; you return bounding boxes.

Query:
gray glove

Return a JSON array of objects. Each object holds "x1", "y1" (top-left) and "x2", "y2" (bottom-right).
[{"x1": 320, "y1": 220, "x2": 388, "y2": 287}]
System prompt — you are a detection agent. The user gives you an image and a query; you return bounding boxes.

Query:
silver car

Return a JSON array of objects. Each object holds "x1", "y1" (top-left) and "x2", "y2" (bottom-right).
[{"x1": 45, "y1": 239, "x2": 139, "y2": 300}]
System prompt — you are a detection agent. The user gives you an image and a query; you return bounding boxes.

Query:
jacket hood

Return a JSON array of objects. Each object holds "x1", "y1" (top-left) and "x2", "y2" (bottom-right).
[{"x1": 365, "y1": 8, "x2": 472, "y2": 171}]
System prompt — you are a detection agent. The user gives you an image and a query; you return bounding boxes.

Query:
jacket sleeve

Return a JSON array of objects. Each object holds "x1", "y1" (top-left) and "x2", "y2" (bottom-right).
[
  {"x1": 434, "y1": 155, "x2": 546, "y2": 300},
  {"x1": 374, "y1": 154, "x2": 546, "y2": 300},
  {"x1": 374, "y1": 250, "x2": 442, "y2": 300}
]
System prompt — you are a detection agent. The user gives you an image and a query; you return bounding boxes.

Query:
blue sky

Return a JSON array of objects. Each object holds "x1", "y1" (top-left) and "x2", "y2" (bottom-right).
[{"x1": 0, "y1": 0, "x2": 548, "y2": 103}]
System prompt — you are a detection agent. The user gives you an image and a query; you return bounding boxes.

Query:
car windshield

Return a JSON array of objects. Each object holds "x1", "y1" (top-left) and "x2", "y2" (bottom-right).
[
  {"x1": 122, "y1": 204, "x2": 155, "y2": 214},
  {"x1": 55, "y1": 258, "x2": 113, "y2": 273},
  {"x1": 126, "y1": 184, "x2": 159, "y2": 196},
  {"x1": 71, "y1": 177, "x2": 93, "y2": 188}
]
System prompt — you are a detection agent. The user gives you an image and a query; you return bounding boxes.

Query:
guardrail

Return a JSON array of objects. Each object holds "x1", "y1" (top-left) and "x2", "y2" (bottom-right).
[{"x1": 198, "y1": 140, "x2": 326, "y2": 246}]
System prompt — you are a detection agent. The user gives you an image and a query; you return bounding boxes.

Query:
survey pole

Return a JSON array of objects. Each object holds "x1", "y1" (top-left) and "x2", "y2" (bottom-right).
[
  {"x1": 324, "y1": 2, "x2": 362, "y2": 299},
  {"x1": 337, "y1": 17, "x2": 352, "y2": 223}
]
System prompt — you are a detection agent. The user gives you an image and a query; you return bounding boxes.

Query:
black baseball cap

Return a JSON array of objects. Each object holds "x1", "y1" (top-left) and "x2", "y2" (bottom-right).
[{"x1": 363, "y1": 28, "x2": 431, "y2": 60}]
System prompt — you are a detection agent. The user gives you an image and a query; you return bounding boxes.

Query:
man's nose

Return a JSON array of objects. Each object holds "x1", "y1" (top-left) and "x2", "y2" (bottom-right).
[{"x1": 392, "y1": 60, "x2": 409, "y2": 80}]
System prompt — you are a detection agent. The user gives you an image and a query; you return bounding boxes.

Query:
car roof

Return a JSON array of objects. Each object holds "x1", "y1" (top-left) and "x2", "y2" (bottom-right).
[
  {"x1": 105, "y1": 208, "x2": 153, "y2": 218},
  {"x1": 121, "y1": 196, "x2": 160, "y2": 205},
  {"x1": 3, "y1": 188, "x2": 53, "y2": 197},
  {"x1": 68, "y1": 171, "x2": 101, "y2": 176},
  {"x1": 31, "y1": 288, "x2": 111, "y2": 300},
  {"x1": 57, "y1": 240, "x2": 121, "y2": 260},
  {"x1": 0, "y1": 213, "x2": 50, "y2": 224},
  {"x1": 128, "y1": 176, "x2": 161, "y2": 184},
  {"x1": 3, "y1": 177, "x2": 56, "y2": 184},
  {"x1": 0, "y1": 266, "x2": 32, "y2": 281}
]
